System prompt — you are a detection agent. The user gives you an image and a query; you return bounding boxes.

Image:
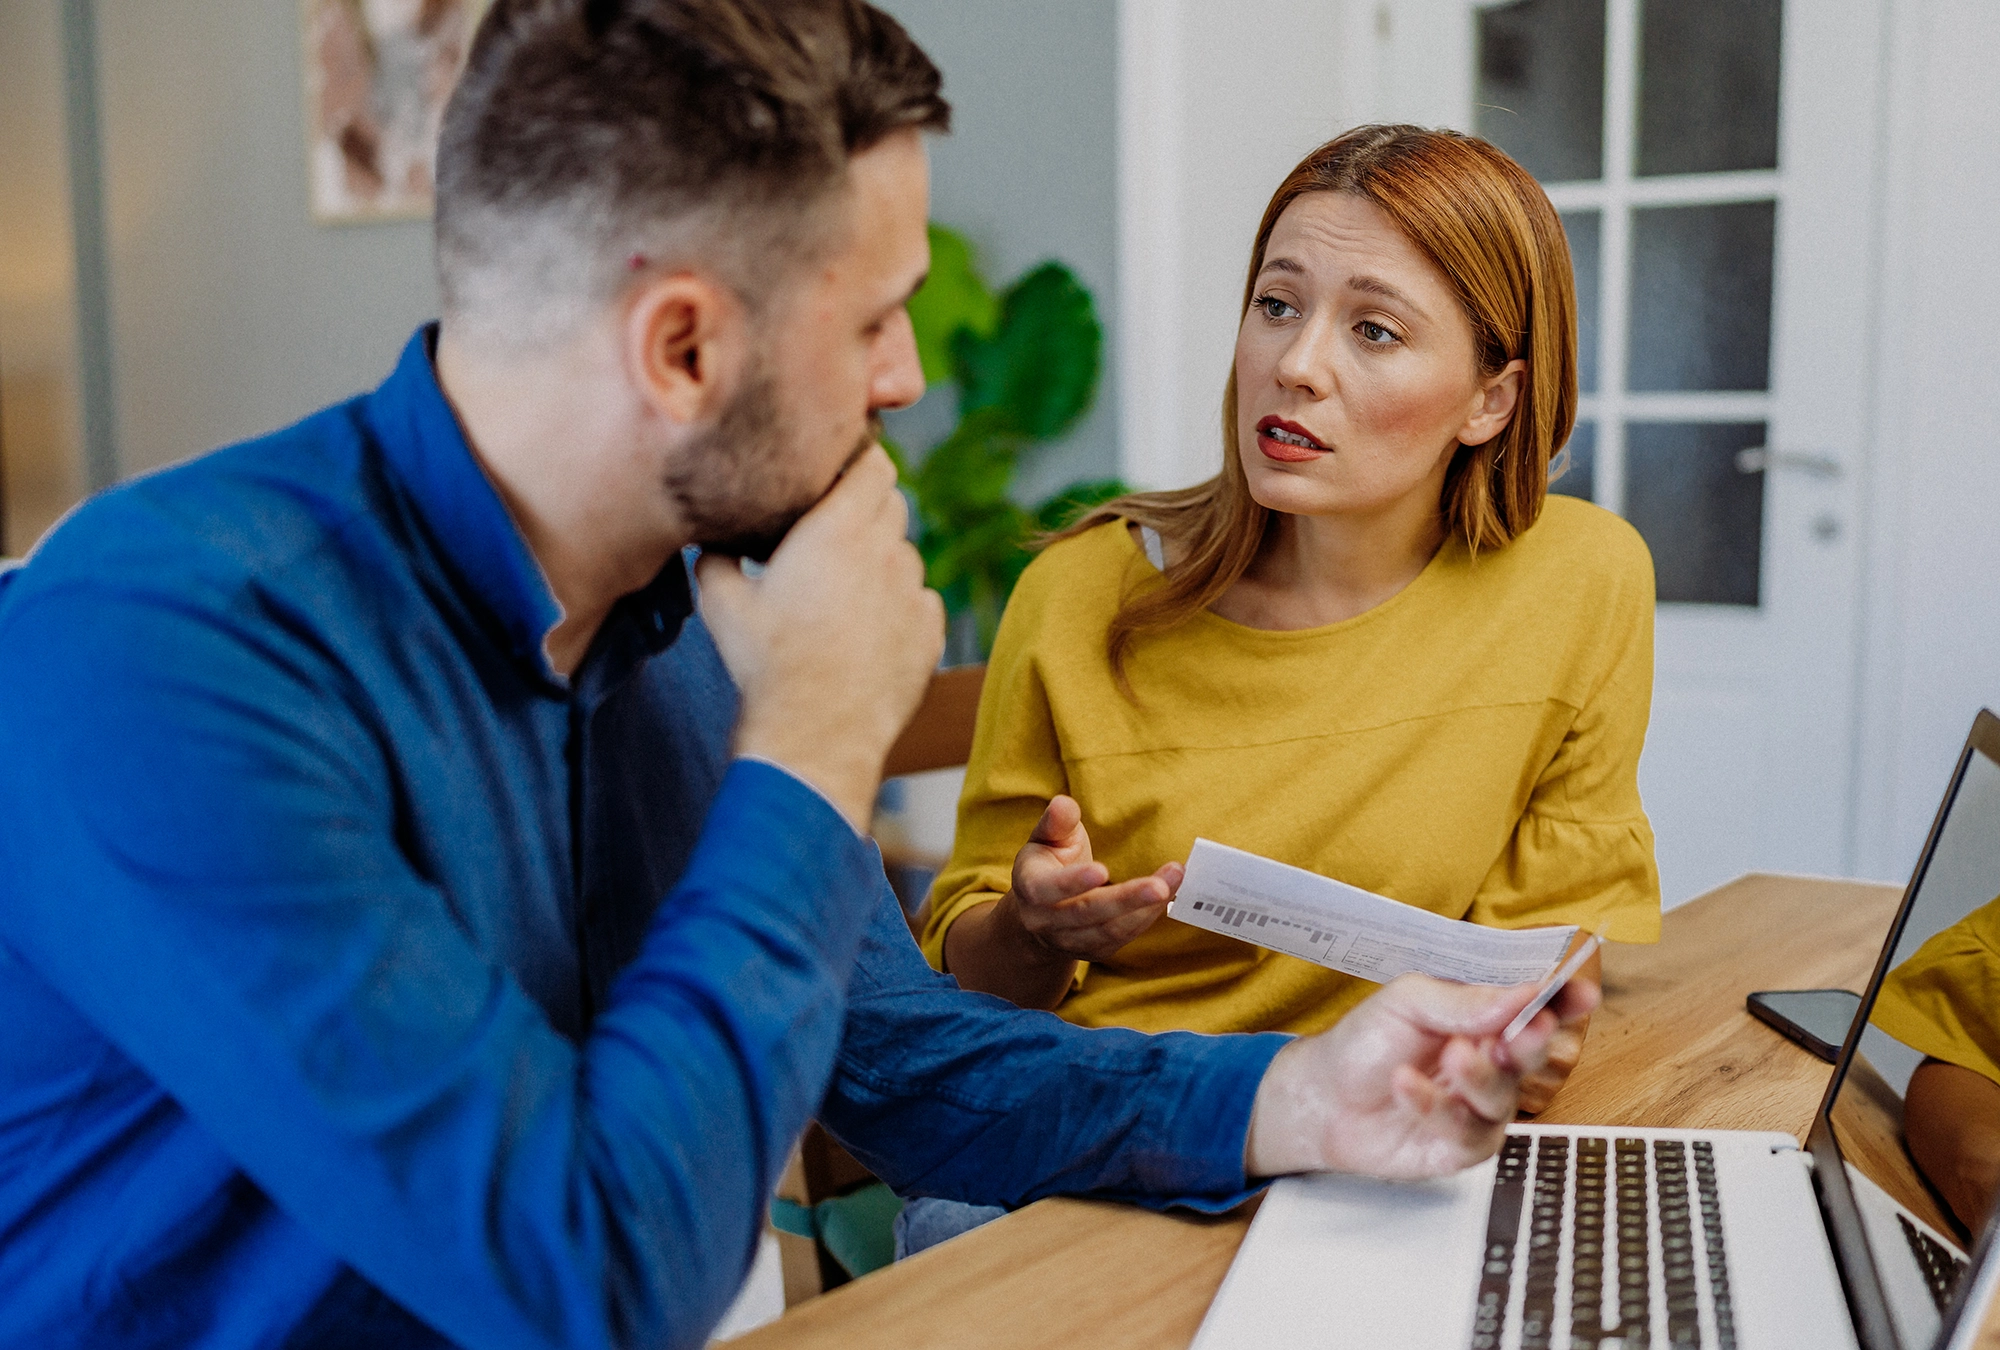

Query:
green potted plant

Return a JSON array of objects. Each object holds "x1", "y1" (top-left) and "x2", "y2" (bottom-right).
[{"x1": 888, "y1": 224, "x2": 1127, "y2": 661}]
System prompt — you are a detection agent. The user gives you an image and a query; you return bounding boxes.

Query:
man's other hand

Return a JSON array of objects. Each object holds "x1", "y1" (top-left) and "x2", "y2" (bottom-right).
[
  {"x1": 697, "y1": 447, "x2": 944, "y2": 829},
  {"x1": 1243, "y1": 970, "x2": 1602, "y2": 1181}
]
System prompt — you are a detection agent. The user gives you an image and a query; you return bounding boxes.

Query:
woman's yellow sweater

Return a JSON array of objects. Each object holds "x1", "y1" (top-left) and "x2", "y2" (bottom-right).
[
  {"x1": 1873, "y1": 895, "x2": 2000, "y2": 1087},
  {"x1": 920, "y1": 496, "x2": 1662, "y2": 1035}
]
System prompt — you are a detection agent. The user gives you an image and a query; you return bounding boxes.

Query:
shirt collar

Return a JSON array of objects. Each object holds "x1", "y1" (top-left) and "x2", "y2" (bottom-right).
[{"x1": 364, "y1": 325, "x2": 692, "y2": 695}]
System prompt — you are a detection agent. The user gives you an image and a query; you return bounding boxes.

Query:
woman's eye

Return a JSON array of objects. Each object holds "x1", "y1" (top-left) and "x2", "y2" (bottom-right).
[
  {"x1": 1253, "y1": 294, "x2": 1299, "y2": 320},
  {"x1": 1357, "y1": 320, "x2": 1400, "y2": 345}
]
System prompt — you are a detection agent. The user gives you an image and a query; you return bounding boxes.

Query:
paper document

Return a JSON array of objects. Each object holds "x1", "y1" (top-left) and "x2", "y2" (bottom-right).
[{"x1": 1166, "y1": 839, "x2": 1577, "y2": 987}]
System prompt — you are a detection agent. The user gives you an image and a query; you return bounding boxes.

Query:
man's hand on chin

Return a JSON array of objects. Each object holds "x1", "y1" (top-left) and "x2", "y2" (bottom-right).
[
  {"x1": 696, "y1": 447, "x2": 944, "y2": 830},
  {"x1": 1243, "y1": 972, "x2": 1602, "y2": 1181}
]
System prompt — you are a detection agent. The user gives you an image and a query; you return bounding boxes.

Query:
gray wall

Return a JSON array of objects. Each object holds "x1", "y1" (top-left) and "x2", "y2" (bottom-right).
[
  {"x1": 82, "y1": 0, "x2": 1119, "y2": 498},
  {"x1": 95, "y1": 1, "x2": 439, "y2": 476},
  {"x1": 875, "y1": 0, "x2": 1122, "y2": 504}
]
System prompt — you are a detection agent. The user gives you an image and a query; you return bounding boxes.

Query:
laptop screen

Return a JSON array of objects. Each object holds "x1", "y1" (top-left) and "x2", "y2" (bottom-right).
[{"x1": 1813, "y1": 710, "x2": 2000, "y2": 1350}]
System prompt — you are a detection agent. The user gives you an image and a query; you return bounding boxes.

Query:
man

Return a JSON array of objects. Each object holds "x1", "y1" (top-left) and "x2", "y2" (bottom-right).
[{"x1": 0, "y1": 3, "x2": 1593, "y2": 1347}]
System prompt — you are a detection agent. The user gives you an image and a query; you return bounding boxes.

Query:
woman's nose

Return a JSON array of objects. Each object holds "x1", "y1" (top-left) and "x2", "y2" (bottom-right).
[{"x1": 1272, "y1": 324, "x2": 1336, "y2": 399}]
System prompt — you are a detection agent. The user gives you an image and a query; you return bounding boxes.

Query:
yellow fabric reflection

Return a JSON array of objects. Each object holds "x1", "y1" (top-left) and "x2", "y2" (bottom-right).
[{"x1": 1872, "y1": 893, "x2": 2000, "y2": 1087}]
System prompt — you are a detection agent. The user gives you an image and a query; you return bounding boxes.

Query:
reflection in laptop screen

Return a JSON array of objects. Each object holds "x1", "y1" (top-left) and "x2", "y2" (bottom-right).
[{"x1": 1828, "y1": 744, "x2": 2000, "y2": 1348}]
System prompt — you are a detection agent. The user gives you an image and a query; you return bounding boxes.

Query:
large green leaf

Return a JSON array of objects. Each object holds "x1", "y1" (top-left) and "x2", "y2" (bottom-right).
[
  {"x1": 906, "y1": 224, "x2": 999, "y2": 386},
  {"x1": 954, "y1": 262, "x2": 1101, "y2": 442},
  {"x1": 918, "y1": 501, "x2": 1029, "y2": 594},
  {"x1": 894, "y1": 224, "x2": 1112, "y2": 655},
  {"x1": 910, "y1": 408, "x2": 1022, "y2": 524},
  {"x1": 936, "y1": 509, "x2": 1032, "y2": 656},
  {"x1": 1032, "y1": 477, "x2": 1130, "y2": 534}
]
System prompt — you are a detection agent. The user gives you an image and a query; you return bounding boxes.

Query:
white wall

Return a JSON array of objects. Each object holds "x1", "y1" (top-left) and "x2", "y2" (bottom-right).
[
  {"x1": 1117, "y1": 0, "x2": 1472, "y2": 490},
  {"x1": 1850, "y1": 0, "x2": 2000, "y2": 882}
]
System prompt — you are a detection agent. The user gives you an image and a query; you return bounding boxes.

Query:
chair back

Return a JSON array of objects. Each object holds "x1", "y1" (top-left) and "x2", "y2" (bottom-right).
[{"x1": 882, "y1": 664, "x2": 985, "y2": 778}]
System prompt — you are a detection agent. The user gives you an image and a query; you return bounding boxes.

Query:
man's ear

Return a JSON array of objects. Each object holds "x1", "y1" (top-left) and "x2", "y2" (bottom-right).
[
  {"x1": 1458, "y1": 358, "x2": 1528, "y2": 447},
  {"x1": 623, "y1": 271, "x2": 747, "y2": 427}
]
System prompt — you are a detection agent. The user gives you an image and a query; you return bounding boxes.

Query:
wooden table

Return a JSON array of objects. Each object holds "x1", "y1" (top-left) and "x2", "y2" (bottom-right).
[{"x1": 731, "y1": 873, "x2": 1954, "y2": 1350}]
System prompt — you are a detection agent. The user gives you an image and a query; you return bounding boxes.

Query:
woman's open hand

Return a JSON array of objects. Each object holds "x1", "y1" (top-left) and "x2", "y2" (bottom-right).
[
  {"x1": 1001, "y1": 795, "x2": 1180, "y2": 961},
  {"x1": 941, "y1": 795, "x2": 1180, "y2": 1010}
]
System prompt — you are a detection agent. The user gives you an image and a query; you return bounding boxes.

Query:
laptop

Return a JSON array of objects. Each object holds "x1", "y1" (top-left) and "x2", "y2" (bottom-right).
[{"x1": 1193, "y1": 709, "x2": 2000, "y2": 1350}]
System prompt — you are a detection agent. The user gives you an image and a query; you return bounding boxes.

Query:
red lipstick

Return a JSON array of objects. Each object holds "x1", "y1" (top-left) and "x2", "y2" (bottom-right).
[{"x1": 1255, "y1": 416, "x2": 1328, "y2": 463}]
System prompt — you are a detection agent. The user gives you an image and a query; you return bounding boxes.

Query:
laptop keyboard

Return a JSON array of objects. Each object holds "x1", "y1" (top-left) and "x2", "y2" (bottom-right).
[
  {"x1": 1470, "y1": 1135, "x2": 1736, "y2": 1350},
  {"x1": 1898, "y1": 1213, "x2": 1969, "y2": 1313}
]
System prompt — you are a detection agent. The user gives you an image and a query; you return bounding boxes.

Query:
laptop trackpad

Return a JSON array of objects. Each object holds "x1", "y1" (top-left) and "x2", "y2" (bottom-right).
[{"x1": 1194, "y1": 1162, "x2": 1494, "y2": 1348}]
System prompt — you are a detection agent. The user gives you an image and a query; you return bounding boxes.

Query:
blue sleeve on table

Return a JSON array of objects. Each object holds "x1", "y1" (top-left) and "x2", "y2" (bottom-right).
[{"x1": 819, "y1": 891, "x2": 1290, "y2": 1215}]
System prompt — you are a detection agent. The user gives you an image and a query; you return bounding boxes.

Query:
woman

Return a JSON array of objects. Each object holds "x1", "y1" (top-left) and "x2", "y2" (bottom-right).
[
  {"x1": 920, "y1": 125, "x2": 1659, "y2": 1112},
  {"x1": 1872, "y1": 894, "x2": 2000, "y2": 1233}
]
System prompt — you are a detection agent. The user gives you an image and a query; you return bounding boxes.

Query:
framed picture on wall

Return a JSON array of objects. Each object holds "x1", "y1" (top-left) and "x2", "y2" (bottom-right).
[{"x1": 300, "y1": 0, "x2": 494, "y2": 223}]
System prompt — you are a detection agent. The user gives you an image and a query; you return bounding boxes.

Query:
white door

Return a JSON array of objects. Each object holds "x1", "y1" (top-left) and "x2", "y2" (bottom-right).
[{"x1": 1118, "y1": 0, "x2": 1884, "y2": 904}]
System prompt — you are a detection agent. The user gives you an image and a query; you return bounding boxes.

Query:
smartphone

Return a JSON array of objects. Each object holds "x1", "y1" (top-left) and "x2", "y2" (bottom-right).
[{"x1": 1746, "y1": 988, "x2": 1864, "y2": 1063}]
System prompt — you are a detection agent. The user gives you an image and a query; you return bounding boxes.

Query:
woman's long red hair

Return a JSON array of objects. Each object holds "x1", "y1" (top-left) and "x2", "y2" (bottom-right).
[{"x1": 1058, "y1": 124, "x2": 1578, "y2": 691}]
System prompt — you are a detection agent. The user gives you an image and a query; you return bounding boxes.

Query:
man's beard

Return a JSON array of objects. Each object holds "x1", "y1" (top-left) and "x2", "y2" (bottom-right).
[{"x1": 669, "y1": 358, "x2": 882, "y2": 564}]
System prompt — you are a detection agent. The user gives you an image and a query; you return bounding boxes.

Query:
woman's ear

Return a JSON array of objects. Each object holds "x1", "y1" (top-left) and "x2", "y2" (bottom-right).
[
  {"x1": 623, "y1": 271, "x2": 748, "y2": 427},
  {"x1": 1458, "y1": 358, "x2": 1528, "y2": 447}
]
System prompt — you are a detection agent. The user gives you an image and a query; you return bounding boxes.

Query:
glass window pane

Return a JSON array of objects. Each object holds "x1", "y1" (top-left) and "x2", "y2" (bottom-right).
[
  {"x1": 1562, "y1": 210, "x2": 1600, "y2": 394},
  {"x1": 1637, "y1": 0, "x2": 1783, "y2": 177},
  {"x1": 1550, "y1": 420, "x2": 1595, "y2": 501},
  {"x1": 1476, "y1": 0, "x2": 1606, "y2": 184},
  {"x1": 1624, "y1": 421, "x2": 1765, "y2": 606},
  {"x1": 1628, "y1": 201, "x2": 1775, "y2": 392}
]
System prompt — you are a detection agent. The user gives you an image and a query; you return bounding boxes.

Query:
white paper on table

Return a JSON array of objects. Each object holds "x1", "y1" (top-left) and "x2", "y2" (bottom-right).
[{"x1": 1166, "y1": 838, "x2": 1577, "y2": 987}]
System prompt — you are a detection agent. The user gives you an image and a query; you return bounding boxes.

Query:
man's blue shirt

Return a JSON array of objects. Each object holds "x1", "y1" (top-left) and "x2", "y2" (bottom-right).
[{"x1": 0, "y1": 329, "x2": 1285, "y2": 1350}]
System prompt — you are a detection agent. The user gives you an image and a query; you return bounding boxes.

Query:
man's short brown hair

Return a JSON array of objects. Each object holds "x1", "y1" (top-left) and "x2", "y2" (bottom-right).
[{"x1": 435, "y1": 0, "x2": 950, "y2": 345}]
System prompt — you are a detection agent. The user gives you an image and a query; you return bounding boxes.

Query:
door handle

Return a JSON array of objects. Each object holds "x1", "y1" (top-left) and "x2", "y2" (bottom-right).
[{"x1": 1734, "y1": 447, "x2": 1843, "y2": 479}]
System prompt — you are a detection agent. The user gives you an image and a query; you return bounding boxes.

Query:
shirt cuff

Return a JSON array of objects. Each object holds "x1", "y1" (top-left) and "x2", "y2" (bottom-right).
[
  {"x1": 1127, "y1": 1029, "x2": 1293, "y2": 1213},
  {"x1": 734, "y1": 754, "x2": 866, "y2": 842}
]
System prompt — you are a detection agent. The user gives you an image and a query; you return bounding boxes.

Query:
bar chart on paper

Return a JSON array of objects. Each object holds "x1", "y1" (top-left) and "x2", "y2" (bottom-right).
[{"x1": 1168, "y1": 840, "x2": 1578, "y2": 987}]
